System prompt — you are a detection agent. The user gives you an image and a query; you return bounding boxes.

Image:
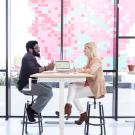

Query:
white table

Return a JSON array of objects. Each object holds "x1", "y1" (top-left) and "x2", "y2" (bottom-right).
[{"x1": 30, "y1": 71, "x2": 93, "y2": 135}]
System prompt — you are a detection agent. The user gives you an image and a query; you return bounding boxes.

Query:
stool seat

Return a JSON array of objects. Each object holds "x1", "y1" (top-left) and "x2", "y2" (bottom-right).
[
  {"x1": 84, "y1": 97, "x2": 106, "y2": 135},
  {"x1": 22, "y1": 97, "x2": 43, "y2": 135}
]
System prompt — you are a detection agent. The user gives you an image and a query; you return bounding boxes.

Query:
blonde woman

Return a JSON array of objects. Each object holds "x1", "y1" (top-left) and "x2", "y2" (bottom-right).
[{"x1": 56, "y1": 42, "x2": 106, "y2": 125}]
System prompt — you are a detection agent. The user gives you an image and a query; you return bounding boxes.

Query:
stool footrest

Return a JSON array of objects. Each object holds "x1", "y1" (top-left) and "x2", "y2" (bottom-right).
[
  {"x1": 89, "y1": 123, "x2": 105, "y2": 126},
  {"x1": 23, "y1": 119, "x2": 42, "y2": 124}
]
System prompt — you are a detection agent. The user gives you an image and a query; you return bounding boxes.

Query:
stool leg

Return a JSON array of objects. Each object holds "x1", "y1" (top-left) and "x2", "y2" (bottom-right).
[
  {"x1": 25, "y1": 103, "x2": 29, "y2": 134},
  {"x1": 85, "y1": 103, "x2": 91, "y2": 135},
  {"x1": 38, "y1": 115, "x2": 41, "y2": 135},
  {"x1": 84, "y1": 102, "x2": 89, "y2": 134},
  {"x1": 22, "y1": 104, "x2": 26, "y2": 135},
  {"x1": 99, "y1": 102, "x2": 103, "y2": 135},
  {"x1": 25, "y1": 116, "x2": 28, "y2": 134},
  {"x1": 38, "y1": 113, "x2": 43, "y2": 135},
  {"x1": 84, "y1": 102, "x2": 89, "y2": 135},
  {"x1": 101, "y1": 105, "x2": 106, "y2": 135},
  {"x1": 94, "y1": 97, "x2": 96, "y2": 109},
  {"x1": 40, "y1": 113, "x2": 43, "y2": 133}
]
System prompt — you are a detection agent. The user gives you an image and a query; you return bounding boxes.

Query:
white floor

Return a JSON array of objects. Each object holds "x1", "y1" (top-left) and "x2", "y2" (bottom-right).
[{"x1": 0, "y1": 118, "x2": 135, "y2": 135}]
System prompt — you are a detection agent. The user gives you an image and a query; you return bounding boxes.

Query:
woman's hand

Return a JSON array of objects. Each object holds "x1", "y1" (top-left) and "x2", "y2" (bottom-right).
[{"x1": 77, "y1": 68, "x2": 86, "y2": 73}]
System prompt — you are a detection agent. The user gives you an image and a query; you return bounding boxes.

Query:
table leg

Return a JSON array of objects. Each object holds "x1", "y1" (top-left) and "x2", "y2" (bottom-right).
[
  {"x1": 59, "y1": 81, "x2": 64, "y2": 135},
  {"x1": 131, "y1": 83, "x2": 134, "y2": 90}
]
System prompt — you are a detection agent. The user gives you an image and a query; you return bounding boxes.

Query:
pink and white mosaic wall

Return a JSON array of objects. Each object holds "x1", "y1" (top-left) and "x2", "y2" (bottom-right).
[
  {"x1": 28, "y1": 0, "x2": 135, "y2": 70},
  {"x1": 28, "y1": 0, "x2": 61, "y2": 60}
]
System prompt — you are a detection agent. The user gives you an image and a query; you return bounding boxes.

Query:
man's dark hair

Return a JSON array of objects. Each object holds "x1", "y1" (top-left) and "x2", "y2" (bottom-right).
[{"x1": 26, "y1": 40, "x2": 38, "y2": 52}]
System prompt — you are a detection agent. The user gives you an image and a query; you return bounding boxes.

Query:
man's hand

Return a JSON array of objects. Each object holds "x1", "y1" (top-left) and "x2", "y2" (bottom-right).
[
  {"x1": 46, "y1": 61, "x2": 55, "y2": 71},
  {"x1": 39, "y1": 67, "x2": 45, "y2": 73}
]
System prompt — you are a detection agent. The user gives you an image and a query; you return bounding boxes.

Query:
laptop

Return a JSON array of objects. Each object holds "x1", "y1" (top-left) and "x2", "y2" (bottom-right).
[{"x1": 55, "y1": 60, "x2": 70, "y2": 72}]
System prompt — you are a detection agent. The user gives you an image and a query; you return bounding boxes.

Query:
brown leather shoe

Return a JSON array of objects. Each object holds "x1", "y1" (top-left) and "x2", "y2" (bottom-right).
[
  {"x1": 75, "y1": 112, "x2": 88, "y2": 125},
  {"x1": 55, "y1": 103, "x2": 72, "y2": 120}
]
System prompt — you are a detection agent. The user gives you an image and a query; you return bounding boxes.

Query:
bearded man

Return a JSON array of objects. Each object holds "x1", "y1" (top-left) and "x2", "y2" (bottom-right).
[{"x1": 17, "y1": 40, "x2": 54, "y2": 122}]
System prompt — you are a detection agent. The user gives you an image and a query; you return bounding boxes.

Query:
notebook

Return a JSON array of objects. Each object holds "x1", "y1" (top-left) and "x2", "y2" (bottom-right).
[{"x1": 55, "y1": 60, "x2": 70, "y2": 72}]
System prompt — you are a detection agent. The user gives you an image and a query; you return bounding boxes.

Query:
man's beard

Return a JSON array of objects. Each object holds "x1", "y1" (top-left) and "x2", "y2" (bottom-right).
[{"x1": 33, "y1": 50, "x2": 40, "y2": 58}]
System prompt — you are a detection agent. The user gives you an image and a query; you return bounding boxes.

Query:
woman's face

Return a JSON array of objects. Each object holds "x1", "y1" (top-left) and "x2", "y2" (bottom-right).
[{"x1": 84, "y1": 46, "x2": 91, "y2": 57}]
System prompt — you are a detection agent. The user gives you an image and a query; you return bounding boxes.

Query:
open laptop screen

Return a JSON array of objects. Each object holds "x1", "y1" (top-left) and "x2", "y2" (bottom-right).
[{"x1": 55, "y1": 60, "x2": 70, "y2": 71}]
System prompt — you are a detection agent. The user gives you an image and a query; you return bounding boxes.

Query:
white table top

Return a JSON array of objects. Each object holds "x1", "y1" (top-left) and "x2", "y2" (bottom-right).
[{"x1": 30, "y1": 71, "x2": 94, "y2": 78}]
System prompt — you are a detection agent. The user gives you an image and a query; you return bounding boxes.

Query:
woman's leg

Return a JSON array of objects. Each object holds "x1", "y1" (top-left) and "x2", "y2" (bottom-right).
[
  {"x1": 67, "y1": 83, "x2": 78, "y2": 103},
  {"x1": 72, "y1": 84, "x2": 93, "y2": 125},
  {"x1": 67, "y1": 83, "x2": 93, "y2": 114}
]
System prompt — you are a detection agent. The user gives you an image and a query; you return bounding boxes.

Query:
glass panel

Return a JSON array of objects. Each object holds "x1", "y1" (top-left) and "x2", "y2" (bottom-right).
[
  {"x1": 11, "y1": 0, "x2": 61, "y2": 115},
  {"x1": 11, "y1": 0, "x2": 61, "y2": 68},
  {"x1": 118, "y1": 72, "x2": 135, "y2": 116},
  {"x1": 0, "y1": 0, "x2": 6, "y2": 116},
  {"x1": 118, "y1": 39, "x2": 135, "y2": 116},
  {"x1": 118, "y1": 39, "x2": 135, "y2": 71},
  {"x1": 119, "y1": 0, "x2": 135, "y2": 36},
  {"x1": 0, "y1": 72, "x2": 6, "y2": 116},
  {"x1": 63, "y1": 0, "x2": 115, "y2": 70},
  {"x1": 104, "y1": 72, "x2": 113, "y2": 116},
  {"x1": 0, "y1": 0, "x2": 6, "y2": 69}
]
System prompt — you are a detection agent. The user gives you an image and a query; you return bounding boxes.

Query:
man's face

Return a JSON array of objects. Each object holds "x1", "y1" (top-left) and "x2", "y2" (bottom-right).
[{"x1": 33, "y1": 44, "x2": 40, "y2": 57}]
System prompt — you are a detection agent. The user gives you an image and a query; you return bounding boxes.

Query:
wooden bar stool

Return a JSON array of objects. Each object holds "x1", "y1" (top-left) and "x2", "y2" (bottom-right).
[
  {"x1": 84, "y1": 97, "x2": 106, "y2": 135},
  {"x1": 22, "y1": 96, "x2": 43, "y2": 135}
]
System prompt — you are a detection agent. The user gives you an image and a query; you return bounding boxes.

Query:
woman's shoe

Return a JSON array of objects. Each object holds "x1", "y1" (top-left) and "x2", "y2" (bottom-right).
[
  {"x1": 75, "y1": 112, "x2": 88, "y2": 125},
  {"x1": 65, "y1": 103, "x2": 72, "y2": 120},
  {"x1": 55, "y1": 103, "x2": 72, "y2": 120}
]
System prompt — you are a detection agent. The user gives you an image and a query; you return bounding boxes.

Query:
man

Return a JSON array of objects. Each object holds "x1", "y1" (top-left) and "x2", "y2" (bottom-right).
[{"x1": 17, "y1": 40, "x2": 54, "y2": 122}]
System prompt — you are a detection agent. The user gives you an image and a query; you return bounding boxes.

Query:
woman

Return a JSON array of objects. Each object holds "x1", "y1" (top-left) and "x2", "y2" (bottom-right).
[{"x1": 56, "y1": 42, "x2": 106, "y2": 125}]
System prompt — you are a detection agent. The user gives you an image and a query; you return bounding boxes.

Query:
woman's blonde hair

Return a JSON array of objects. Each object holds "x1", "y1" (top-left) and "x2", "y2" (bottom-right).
[{"x1": 85, "y1": 42, "x2": 97, "y2": 57}]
